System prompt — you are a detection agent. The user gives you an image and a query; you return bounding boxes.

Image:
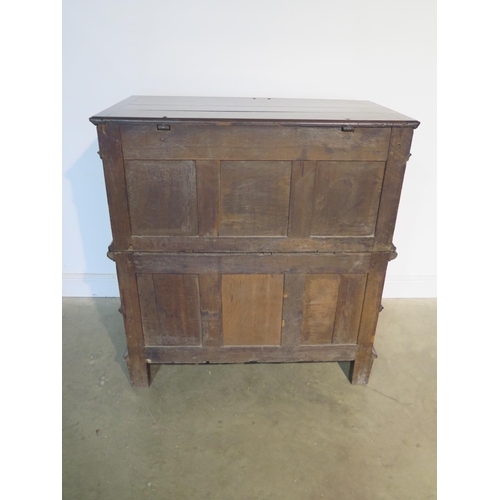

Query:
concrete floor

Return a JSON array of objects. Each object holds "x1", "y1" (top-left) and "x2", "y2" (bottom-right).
[{"x1": 62, "y1": 298, "x2": 436, "y2": 500}]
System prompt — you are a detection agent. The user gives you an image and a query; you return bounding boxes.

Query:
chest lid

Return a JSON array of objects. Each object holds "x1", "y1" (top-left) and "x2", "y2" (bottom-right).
[{"x1": 89, "y1": 95, "x2": 419, "y2": 128}]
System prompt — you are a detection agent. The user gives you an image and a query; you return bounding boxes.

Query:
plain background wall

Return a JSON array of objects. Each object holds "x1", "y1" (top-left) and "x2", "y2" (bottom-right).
[{"x1": 62, "y1": 0, "x2": 436, "y2": 298}]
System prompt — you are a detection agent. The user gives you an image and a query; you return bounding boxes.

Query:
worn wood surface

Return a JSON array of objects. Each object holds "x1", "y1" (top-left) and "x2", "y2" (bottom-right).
[
  {"x1": 129, "y1": 236, "x2": 377, "y2": 253},
  {"x1": 288, "y1": 161, "x2": 316, "y2": 237},
  {"x1": 311, "y1": 161, "x2": 385, "y2": 236},
  {"x1": 132, "y1": 252, "x2": 371, "y2": 275},
  {"x1": 114, "y1": 253, "x2": 149, "y2": 386},
  {"x1": 199, "y1": 274, "x2": 222, "y2": 347},
  {"x1": 124, "y1": 160, "x2": 198, "y2": 236},
  {"x1": 350, "y1": 253, "x2": 389, "y2": 384},
  {"x1": 97, "y1": 123, "x2": 131, "y2": 249},
  {"x1": 120, "y1": 124, "x2": 391, "y2": 161},
  {"x1": 90, "y1": 96, "x2": 419, "y2": 126},
  {"x1": 222, "y1": 274, "x2": 283, "y2": 346},
  {"x1": 93, "y1": 96, "x2": 417, "y2": 387},
  {"x1": 301, "y1": 275, "x2": 340, "y2": 345},
  {"x1": 145, "y1": 344, "x2": 358, "y2": 364},
  {"x1": 136, "y1": 273, "x2": 161, "y2": 344},
  {"x1": 196, "y1": 160, "x2": 220, "y2": 236},
  {"x1": 375, "y1": 127, "x2": 414, "y2": 246},
  {"x1": 153, "y1": 275, "x2": 201, "y2": 346},
  {"x1": 281, "y1": 274, "x2": 306, "y2": 347},
  {"x1": 219, "y1": 161, "x2": 291, "y2": 236},
  {"x1": 332, "y1": 274, "x2": 367, "y2": 344}
]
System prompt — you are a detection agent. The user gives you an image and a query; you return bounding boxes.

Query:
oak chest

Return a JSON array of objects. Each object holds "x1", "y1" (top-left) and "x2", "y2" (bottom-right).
[{"x1": 90, "y1": 96, "x2": 419, "y2": 387}]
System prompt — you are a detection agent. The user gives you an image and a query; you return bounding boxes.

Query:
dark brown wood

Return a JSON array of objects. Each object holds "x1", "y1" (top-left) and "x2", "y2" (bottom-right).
[
  {"x1": 92, "y1": 96, "x2": 418, "y2": 388},
  {"x1": 150, "y1": 274, "x2": 202, "y2": 346},
  {"x1": 281, "y1": 274, "x2": 306, "y2": 347},
  {"x1": 90, "y1": 96, "x2": 419, "y2": 127},
  {"x1": 114, "y1": 253, "x2": 149, "y2": 387},
  {"x1": 124, "y1": 160, "x2": 198, "y2": 236},
  {"x1": 136, "y1": 273, "x2": 161, "y2": 344},
  {"x1": 221, "y1": 274, "x2": 283, "y2": 346},
  {"x1": 97, "y1": 123, "x2": 131, "y2": 249},
  {"x1": 350, "y1": 253, "x2": 390, "y2": 384},
  {"x1": 199, "y1": 274, "x2": 222, "y2": 347},
  {"x1": 288, "y1": 161, "x2": 316, "y2": 237},
  {"x1": 301, "y1": 275, "x2": 340, "y2": 345},
  {"x1": 196, "y1": 160, "x2": 220, "y2": 236},
  {"x1": 311, "y1": 161, "x2": 385, "y2": 236},
  {"x1": 219, "y1": 161, "x2": 291, "y2": 236},
  {"x1": 145, "y1": 344, "x2": 358, "y2": 364},
  {"x1": 129, "y1": 236, "x2": 377, "y2": 253},
  {"x1": 375, "y1": 127, "x2": 414, "y2": 246},
  {"x1": 132, "y1": 252, "x2": 371, "y2": 275},
  {"x1": 120, "y1": 123, "x2": 391, "y2": 162},
  {"x1": 332, "y1": 274, "x2": 367, "y2": 344}
]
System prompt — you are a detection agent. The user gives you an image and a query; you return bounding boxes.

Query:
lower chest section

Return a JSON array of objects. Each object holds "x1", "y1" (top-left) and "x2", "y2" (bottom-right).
[{"x1": 121, "y1": 252, "x2": 378, "y2": 363}]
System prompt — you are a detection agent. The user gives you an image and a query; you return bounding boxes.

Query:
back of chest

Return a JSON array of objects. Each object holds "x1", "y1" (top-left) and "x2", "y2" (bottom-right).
[{"x1": 92, "y1": 96, "x2": 418, "y2": 387}]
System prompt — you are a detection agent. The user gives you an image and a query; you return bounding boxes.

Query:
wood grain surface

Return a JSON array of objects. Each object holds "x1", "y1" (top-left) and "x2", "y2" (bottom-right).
[
  {"x1": 120, "y1": 123, "x2": 391, "y2": 161},
  {"x1": 196, "y1": 160, "x2": 220, "y2": 237},
  {"x1": 301, "y1": 275, "x2": 340, "y2": 345},
  {"x1": 129, "y1": 235, "x2": 378, "y2": 253},
  {"x1": 97, "y1": 123, "x2": 132, "y2": 249},
  {"x1": 93, "y1": 96, "x2": 417, "y2": 387},
  {"x1": 137, "y1": 274, "x2": 201, "y2": 346},
  {"x1": 132, "y1": 252, "x2": 371, "y2": 275},
  {"x1": 114, "y1": 253, "x2": 149, "y2": 386},
  {"x1": 219, "y1": 161, "x2": 291, "y2": 236},
  {"x1": 222, "y1": 274, "x2": 284, "y2": 346},
  {"x1": 124, "y1": 160, "x2": 198, "y2": 236},
  {"x1": 199, "y1": 274, "x2": 223, "y2": 347},
  {"x1": 350, "y1": 253, "x2": 389, "y2": 384},
  {"x1": 281, "y1": 274, "x2": 306, "y2": 347},
  {"x1": 145, "y1": 344, "x2": 358, "y2": 364},
  {"x1": 90, "y1": 96, "x2": 419, "y2": 126},
  {"x1": 375, "y1": 127, "x2": 414, "y2": 246},
  {"x1": 288, "y1": 161, "x2": 316, "y2": 237},
  {"x1": 311, "y1": 161, "x2": 385, "y2": 236},
  {"x1": 332, "y1": 274, "x2": 367, "y2": 344}
]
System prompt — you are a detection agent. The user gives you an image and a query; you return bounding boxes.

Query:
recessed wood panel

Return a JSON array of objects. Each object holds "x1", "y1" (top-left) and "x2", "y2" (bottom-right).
[
  {"x1": 222, "y1": 274, "x2": 284, "y2": 346},
  {"x1": 138, "y1": 274, "x2": 201, "y2": 346},
  {"x1": 124, "y1": 160, "x2": 198, "y2": 236},
  {"x1": 301, "y1": 275, "x2": 340, "y2": 345},
  {"x1": 219, "y1": 161, "x2": 292, "y2": 236},
  {"x1": 311, "y1": 162, "x2": 385, "y2": 236}
]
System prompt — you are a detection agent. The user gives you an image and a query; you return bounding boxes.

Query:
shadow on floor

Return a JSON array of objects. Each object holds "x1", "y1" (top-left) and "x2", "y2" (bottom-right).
[{"x1": 90, "y1": 297, "x2": 130, "y2": 381}]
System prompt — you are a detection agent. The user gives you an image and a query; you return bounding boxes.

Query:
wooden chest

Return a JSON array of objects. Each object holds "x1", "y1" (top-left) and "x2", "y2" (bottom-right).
[{"x1": 90, "y1": 96, "x2": 419, "y2": 387}]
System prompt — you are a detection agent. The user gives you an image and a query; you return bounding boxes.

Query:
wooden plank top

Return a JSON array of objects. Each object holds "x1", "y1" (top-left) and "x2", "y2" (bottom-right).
[{"x1": 90, "y1": 96, "x2": 419, "y2": 128}]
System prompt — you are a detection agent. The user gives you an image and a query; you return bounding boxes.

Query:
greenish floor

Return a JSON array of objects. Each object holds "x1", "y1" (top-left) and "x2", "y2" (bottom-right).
[{"x1": 62, "y1": 298, "x2": 436, "y2": 500}]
